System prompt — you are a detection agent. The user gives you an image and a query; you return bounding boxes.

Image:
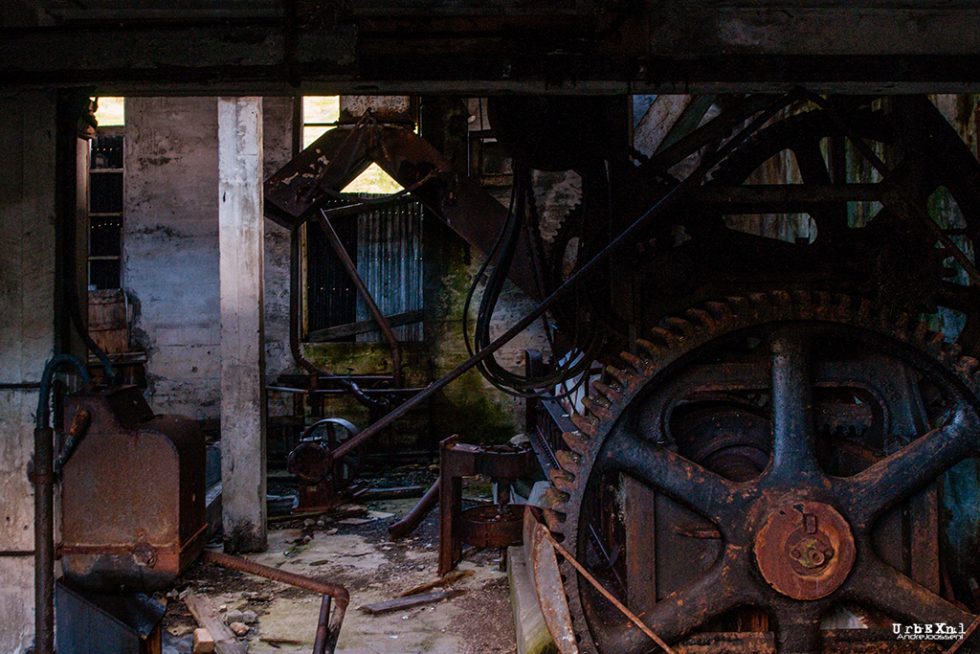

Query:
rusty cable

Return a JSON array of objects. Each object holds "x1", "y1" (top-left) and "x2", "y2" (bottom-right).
[
  {"x1": 328, "y1": 90, "x2": 802, "y2": 462},
  {"x1": 536, "y1": 525, "x2": 676, "y2": 654}
]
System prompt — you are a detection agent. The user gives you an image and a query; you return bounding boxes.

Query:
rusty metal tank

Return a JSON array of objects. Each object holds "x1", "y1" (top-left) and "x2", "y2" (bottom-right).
[{"x1": 61, "y1": 386, "x2": 206, "y2": 591}]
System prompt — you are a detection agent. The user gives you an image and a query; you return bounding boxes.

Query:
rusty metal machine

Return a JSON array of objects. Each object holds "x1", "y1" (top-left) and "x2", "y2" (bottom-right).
[
  {"x1": 437, "y1": 436, "x2": 537, "y2": 575},
  {"x1": 265, "y1": 93, "x2": 980, "y2": 653},
  {"x1": 287, "y1": 417, "x2": 362, "y2": 513},
  {"x1": 60, "y1": 386, "x2": 206, "y2": 591}
]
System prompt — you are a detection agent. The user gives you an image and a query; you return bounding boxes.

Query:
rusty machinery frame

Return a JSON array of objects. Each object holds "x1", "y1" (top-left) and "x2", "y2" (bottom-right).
[{"x1": 265, "y1": 91, "x2": 980, "y2": 653}]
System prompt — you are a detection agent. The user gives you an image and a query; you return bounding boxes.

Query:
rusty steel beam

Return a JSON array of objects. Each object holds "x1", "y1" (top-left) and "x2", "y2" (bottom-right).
[
  {"x1": 265, "y1": 124, "x2": 543, "y2": 300},
  {"x1": 315, "y1": 209, "x2": 403, "y2": 386}
]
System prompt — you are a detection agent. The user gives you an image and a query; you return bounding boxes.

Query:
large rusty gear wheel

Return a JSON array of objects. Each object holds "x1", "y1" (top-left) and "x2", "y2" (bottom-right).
[{"x1": 542, "y1": 290, "x2": 980, "y2": 654}]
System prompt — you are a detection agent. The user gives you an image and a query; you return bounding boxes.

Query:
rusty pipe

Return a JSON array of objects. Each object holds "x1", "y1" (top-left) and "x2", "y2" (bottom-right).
[
  {"x1": 312, "y1": 595, "x2": 332, "y2": 654},
  {"x1": 33, "y1": 426, "x2": 54, "y2": 654},
  {"x1": 388, "y1": 478, "x2": 439, "y2": 539},
  {"x1": 316, "y1": 209, "x2": 403, "y2": 386},
  {"x1": 201, "y1": 550, "x2": 349, "y2": 653}
]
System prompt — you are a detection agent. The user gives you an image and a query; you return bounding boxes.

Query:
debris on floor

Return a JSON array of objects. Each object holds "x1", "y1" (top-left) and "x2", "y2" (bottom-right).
[{"x1": 162, "y1": 466, "x2": 517, "y2": 654}]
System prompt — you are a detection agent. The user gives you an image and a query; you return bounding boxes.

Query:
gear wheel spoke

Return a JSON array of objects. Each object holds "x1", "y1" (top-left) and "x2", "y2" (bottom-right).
[
  {"x1": 603, "y1": 428, "x2": 743, "y2": 524},
  {"x1": 769, "y1": 329, "x2": 821, "y2": 480},
  {"x1": 844, "y1": 403, "x2": 980, "y2": 528},
  {"x1": 550, "y1": 291, "x2": 980, "y2": 654},
  {"x1": 772, "y1": 603, "x2": 823, "y2": 654},
  {"x1": 844, "y1": 556, "x2": 976, "y2": 626},
  {"x1": 607, "y1": 559, "x2": 755, "y2": 652}
]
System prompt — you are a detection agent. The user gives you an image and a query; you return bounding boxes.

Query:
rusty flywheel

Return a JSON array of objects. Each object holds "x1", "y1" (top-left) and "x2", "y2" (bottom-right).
[{"x1": 543, "y1": 291, "x2": 980, "y2": 654}]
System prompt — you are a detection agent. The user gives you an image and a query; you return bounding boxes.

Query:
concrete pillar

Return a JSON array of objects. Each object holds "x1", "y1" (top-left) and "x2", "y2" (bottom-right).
[
  {"x1": 0, "y1": 90, "x2": 58, "y2": 654},
  {"x1": 218, "y1": 97, "x2": 267, "y2": 552}
]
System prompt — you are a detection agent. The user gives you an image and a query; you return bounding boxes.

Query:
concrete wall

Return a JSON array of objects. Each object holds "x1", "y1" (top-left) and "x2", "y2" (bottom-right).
[
  {"x1": 124, "y1": 97, "x2": 294, "y2": 421},
  {"x1": 0, "y1": 91, "x2": 57, "y2": 654},
  {"x1": 123, "y1": 96, "x2": 550, "y2": 440}
]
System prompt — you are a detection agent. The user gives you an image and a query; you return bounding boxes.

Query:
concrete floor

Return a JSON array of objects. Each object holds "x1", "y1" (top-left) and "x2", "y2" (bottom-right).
[{"x1": 163, "y1": 496, "x2": 518, "y2": 654}]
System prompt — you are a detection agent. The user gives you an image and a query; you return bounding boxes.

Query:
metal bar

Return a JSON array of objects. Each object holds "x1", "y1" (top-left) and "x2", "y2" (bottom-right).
[
  {"x1": 946, "y1": 614, "x2": 980, "y2": 653},
  {"x1": 642, "y1": 94, "x2": 777, "y2": 174},
  {"x1": 307, "y1": 309, "x2": 424, "y2": 342},
  {"x1": 316, "y1": 209, "x2": 404, "y2": 386},
  {"x1": 329, "y1": 91, "x2": 800, "y2": 462},
  {"x1": 693, "y1": 183, "x2": 881, "y2": 205},
  {"x1": 535, "y1": 521, "x2": 676, "y2": 654}
]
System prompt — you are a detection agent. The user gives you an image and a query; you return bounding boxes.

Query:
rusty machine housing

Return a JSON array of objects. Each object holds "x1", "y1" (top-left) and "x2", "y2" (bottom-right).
[{"x1": 61, "y1": 386, "x2": 206, "y2": 592}]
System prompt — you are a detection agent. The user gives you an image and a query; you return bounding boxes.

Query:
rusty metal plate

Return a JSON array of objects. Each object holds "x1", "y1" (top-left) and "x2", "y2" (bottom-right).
[
  {"x1": 61, "y1": 387, "x2": 206, "y2": 591},
  {"x1": 524, "y1": 509, "x2": 580, "y2": 654}
]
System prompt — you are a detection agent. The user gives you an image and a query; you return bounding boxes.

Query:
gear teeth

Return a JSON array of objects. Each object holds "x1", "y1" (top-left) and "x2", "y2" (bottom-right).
[
  {"x1": 620, "y1": 351, "x2": 652, "y2": 375},
  {"x1": 542, "y1": 486, "x2": 569, "y2": 509},
  {"x1": 770, "y1": 290, "x2": 792, "y2": 311},
  {"x1": 926, "y1": 331, "x2": 947, "y2": 355},
  {"x1": 892, "y1": 312, "x2": 912, "y2": 339},
  {"x1": 832, "y1": 293, "x2": 852, "y2": 313},
  {"x1": 592, "y1": 381, "x2": 623, "y2": 405},
  {"x1": 813, "y1": 290, "x2": 832, "y2": 307},
  {"x1": 549, "y1": 468, "x2": 577, "y2": 494},
  {"x1": 957, "y1": 356, "x2": 979, "y2": 376},
  {"x1": 857, "y1": 298, "x2": 873, "y2": 321},
  {"x1": 555, "y1": 449, "x2": 582, "y2": 474},
  {"x1": 543, "y1": 509, "x2": 566, "y2": 534},
  {"x1": 665, "y1": 317, "x2": 695, "y2": 339},
  {"x1": 792, "y1": 289, "x2": 814, "y2": 318},
  {"x1": 571, "y1": 412, "x2": 599, "y2": 438},
  {"x1": 635, "y1": 338, "x2": 663, "y2": 359},
  {"x1": 913, "y1": 322, "x2": 930, "y2": 345},
  {"x1": 726, "y1": 296, "x2": 750, "y2": 316},
  {"x1": 685, "y1": 308, "x2": 716, "y2": 330},
  {"x1": 649, "y1": 326, "x2": 678, "y2": 346},
  {"x1": 603, "y1": 364, "x2": 631, "y2": 388},
  {"x1": 582, "y1": 396, "x2": 611, "y2": 421},
  {"x1": 704, "y1": 300, "x2": 734, "y2": 323},
  {"x1": 561, "y1": 430, "x2": 591, "y2": 454}
]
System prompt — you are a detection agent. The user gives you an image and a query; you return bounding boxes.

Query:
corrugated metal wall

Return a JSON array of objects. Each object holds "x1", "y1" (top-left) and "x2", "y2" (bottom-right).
[
  {"x1": 306, "y1": 196, "x2": 424, "y2": 341},
  {"x1": 355, "y1": 199, "x2": 424, "y2": 342}
]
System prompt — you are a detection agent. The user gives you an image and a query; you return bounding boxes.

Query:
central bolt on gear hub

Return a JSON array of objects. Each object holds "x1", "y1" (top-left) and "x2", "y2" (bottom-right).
[{"x1": 753, "y1": 500, "x2": 855, "y2": 601}]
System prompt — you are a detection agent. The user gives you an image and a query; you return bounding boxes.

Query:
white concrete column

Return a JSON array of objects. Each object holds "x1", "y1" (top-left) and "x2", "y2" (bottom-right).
[
  {"x1": 218, "y1": 97, "x2": 267, "y2": 552},
  {"x1": 0, "y1": 90, "x2": 58, "y2": 654}
]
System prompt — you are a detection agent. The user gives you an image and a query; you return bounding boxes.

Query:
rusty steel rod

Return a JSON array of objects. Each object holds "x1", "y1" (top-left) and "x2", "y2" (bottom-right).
[
  {"x1": 329, "y1": 91, "x2": 801, "y2": 462},
  {"x1": 316, "y1": 209, "x2": 404, "y2": 386},
  {"x1": 388, "y1": 478, "x2": 440, "y2": 539},
  {"x1": 201, "y1": 550, "x2": 349, "y2": 653},
  {"x1": 536, "y1": 523, "x2": 676, "y2": 654},
  {"x1": 946, "y1": 613, "x2": 980, "y2": 654}
]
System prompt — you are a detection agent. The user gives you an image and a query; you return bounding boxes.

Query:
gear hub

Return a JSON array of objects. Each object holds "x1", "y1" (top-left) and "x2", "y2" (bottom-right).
[{"x1": 753, "y1": 500, "x2": 856, "y2": 600}]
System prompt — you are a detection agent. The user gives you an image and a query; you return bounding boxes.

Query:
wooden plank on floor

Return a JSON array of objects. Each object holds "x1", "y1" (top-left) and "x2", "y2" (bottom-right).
[
  {"x1": 184, "y1": 591, "x2": 248, "y2": 654},
  {"x1": 359, "y1": 589, "x2": 463, "y2": 615}
]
